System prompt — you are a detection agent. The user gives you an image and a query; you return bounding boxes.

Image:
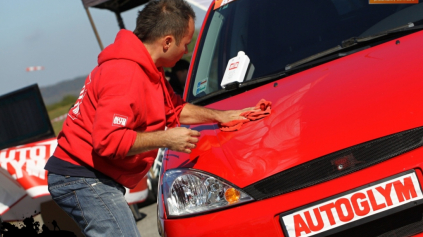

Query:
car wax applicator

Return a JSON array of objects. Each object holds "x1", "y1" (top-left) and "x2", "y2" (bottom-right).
[{"x1": 219, "y1": 99, "x2": 272, "y2": 132}]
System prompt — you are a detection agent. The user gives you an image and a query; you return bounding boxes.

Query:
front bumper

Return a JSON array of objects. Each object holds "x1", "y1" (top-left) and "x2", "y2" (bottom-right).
[{"x1": 159, "y1": 147, "x2": 423, "y2": 237}]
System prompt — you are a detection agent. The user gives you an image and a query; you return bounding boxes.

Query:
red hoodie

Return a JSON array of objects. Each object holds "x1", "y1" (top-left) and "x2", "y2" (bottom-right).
[{"x1": 53, "y1": 30, "x2": 186, "y2": 188}]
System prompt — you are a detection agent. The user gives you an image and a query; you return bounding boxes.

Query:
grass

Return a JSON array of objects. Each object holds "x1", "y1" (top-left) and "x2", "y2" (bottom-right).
[{"x1": 46, "y1": 95, "x2": 77, "y2": 136}]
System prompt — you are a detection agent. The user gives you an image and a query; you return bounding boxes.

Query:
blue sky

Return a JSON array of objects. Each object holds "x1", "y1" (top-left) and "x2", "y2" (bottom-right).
[{"x1": 0, "y1": 0, "x2": 206, "y2": 96}]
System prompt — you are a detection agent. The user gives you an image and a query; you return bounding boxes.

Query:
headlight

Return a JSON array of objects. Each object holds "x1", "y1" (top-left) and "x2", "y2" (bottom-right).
[{"x1": 162, "y1": 169, "x2": 254, "y2": 217}]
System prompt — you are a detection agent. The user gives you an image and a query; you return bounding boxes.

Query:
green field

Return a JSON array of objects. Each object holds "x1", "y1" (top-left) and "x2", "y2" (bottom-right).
[{"x1": 47, "y1": 95, "x2": 77, "y2": 136}]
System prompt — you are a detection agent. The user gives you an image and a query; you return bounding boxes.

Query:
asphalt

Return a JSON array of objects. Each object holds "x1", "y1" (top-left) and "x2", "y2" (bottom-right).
[{"x1": 136, "y1": 201, "x2": 161, "y2": 237}]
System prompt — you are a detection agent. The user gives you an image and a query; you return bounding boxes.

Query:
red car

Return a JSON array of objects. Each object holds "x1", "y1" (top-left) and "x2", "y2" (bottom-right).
[{"x1": 157, "y1": 0, "x2": 423, "y2": 236}]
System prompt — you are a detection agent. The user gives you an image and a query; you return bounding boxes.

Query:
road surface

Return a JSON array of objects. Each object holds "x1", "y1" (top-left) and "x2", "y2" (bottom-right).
[{"x1": 136, "y1": 200, "x2": 161, "y2": 237}]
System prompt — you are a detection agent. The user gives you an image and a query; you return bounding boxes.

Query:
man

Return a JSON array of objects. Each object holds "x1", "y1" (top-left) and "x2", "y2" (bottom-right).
[
  {"x1": 168, "y1": 59, "x2": 189, "y2": 96},
  {"x1": 44, "y1": 0, "x2": 253, "y2": 236}
]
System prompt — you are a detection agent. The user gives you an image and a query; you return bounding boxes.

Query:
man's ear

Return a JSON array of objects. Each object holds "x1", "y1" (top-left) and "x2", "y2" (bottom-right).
[{"x1": 162, "y1": 35, "x2": 174, "y2": 52}]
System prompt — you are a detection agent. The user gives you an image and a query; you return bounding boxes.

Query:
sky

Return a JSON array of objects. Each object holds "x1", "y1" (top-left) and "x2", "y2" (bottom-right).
[{"x1": 0, "y1": 0, "x2": 207, "y2": 96}]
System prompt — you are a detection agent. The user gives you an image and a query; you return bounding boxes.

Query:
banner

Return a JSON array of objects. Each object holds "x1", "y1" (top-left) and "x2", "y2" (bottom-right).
[
  {"x1": 0, "y1": 138, "x2": 56, "y2": 221},
  {"x1": 0, "y1": 138, "x2": 148, "y2": 221},
  {"x1": 0, "y1": 138, "x2": 56, "y2": 199}
]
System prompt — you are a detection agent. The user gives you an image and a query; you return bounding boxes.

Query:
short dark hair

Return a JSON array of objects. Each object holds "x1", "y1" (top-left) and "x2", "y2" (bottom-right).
[{"x1": 133, "y1": 0, "x2": 196, "y2": 46}]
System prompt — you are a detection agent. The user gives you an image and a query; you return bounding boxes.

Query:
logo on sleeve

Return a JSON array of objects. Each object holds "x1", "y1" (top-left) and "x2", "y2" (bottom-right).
[{"x1": 112, "y1": 114, "x2": 128, "y2": 127}]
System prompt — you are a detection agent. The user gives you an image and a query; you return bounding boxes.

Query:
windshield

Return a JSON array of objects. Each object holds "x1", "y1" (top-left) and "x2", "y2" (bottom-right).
[{"x1": 187, "y1": 0, "x2": 423, "y2": 102}]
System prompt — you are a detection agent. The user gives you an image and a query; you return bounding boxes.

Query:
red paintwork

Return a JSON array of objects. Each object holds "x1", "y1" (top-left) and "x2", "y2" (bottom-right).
[
  {"x1": 165, "y1": 30, "x2": 423, "y2": 188},
  {"x1": 159, "y1": 2, "x2": 423, "y2": 236},
  {"x1": 160, "y1": 153, "x2": 423, "y2": 236}
]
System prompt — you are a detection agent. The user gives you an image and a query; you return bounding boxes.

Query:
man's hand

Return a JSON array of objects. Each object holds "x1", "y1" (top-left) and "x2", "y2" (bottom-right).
[
  {"x1": 127, "y1": 127, "x2": 200, "y2": 156},
  {"x1": 164, "y1": 127, "x2": 200, "y2": 153},
  {"x1": 217, "y1": 107, "x2": 258, "y2": 123}
]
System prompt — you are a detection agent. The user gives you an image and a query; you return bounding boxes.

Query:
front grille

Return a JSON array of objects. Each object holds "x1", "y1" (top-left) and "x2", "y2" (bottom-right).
[
  {"x1": 243, "y1": 126, "x2": 423, "y2": 200},
  {"x1": 327, "y1": 204, "x2": 423, "y2": 237}
]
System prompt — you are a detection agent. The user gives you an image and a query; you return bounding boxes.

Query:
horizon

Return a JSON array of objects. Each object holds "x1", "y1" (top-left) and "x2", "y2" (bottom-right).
[{"x1": 0, "y1": 0, "x2": 206, "y2": 97}]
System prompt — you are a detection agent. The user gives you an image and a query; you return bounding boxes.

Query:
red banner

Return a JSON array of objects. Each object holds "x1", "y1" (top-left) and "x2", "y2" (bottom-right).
[
  {"x1": 0, "y1": 138, "x2": 56, "y2": 198},
  {"x1": 0, "y1": 137, "x2": 148, "y2": 220}
]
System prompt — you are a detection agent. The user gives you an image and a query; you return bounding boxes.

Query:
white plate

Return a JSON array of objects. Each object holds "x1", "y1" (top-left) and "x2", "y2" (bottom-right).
[{"x1": 280, "y1": 170, "x2": 423, "y2": 237}]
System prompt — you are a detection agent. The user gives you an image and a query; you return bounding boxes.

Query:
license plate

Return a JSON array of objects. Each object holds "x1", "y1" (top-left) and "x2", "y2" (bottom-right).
[{"x1": 280, "y1": 170, "x2": 423, "y2": 237}]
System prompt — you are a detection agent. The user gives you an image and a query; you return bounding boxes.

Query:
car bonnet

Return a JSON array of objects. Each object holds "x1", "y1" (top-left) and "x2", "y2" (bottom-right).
[{"x1": 162, "y1": 31, "x2": 423, "y2": 189}]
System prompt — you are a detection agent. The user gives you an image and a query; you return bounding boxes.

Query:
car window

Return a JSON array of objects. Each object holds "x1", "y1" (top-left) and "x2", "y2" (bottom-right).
[{"x1": 187, "y1": 0, "x2": 423, "y2": 102}]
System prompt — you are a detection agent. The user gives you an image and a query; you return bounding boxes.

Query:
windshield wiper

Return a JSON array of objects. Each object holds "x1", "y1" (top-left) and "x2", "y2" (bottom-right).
[
  {"x1": 341, "y1": 22, "x2": 416, "y2": 47},
  {"x1": 285, "y1": 45, "x2": 343, "y2": 70},
  {"x1": 285, "y1": 21, "x2": 423, "y2": 71}
]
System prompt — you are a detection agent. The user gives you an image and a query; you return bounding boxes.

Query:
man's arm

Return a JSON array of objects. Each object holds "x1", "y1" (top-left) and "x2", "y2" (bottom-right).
[
  {"x1": 127, "y1": 104, "x2": 256, "y2": 156},
  {"x1": 127, "y1": 127, "x2": 200, "y2": 156},
  {"x1": 179, "y1": 103, "x2": 256, "y2": 124}
]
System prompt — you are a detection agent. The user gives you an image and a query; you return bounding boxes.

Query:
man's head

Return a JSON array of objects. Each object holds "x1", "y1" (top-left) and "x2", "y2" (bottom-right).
[{"x1": 134, "y1": 0, "x2": 196, "y2": 68}]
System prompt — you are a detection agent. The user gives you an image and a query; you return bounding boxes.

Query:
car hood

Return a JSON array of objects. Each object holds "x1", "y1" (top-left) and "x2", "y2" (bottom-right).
[{"x1": 162, "y1": 31, "x2": 423, "y2": 188}]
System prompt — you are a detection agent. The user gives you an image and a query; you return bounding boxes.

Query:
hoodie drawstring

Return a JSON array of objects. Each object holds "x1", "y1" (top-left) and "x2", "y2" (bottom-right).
[{"x1": 160, "y1": 76, "x2": 181, "y2": 127}]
